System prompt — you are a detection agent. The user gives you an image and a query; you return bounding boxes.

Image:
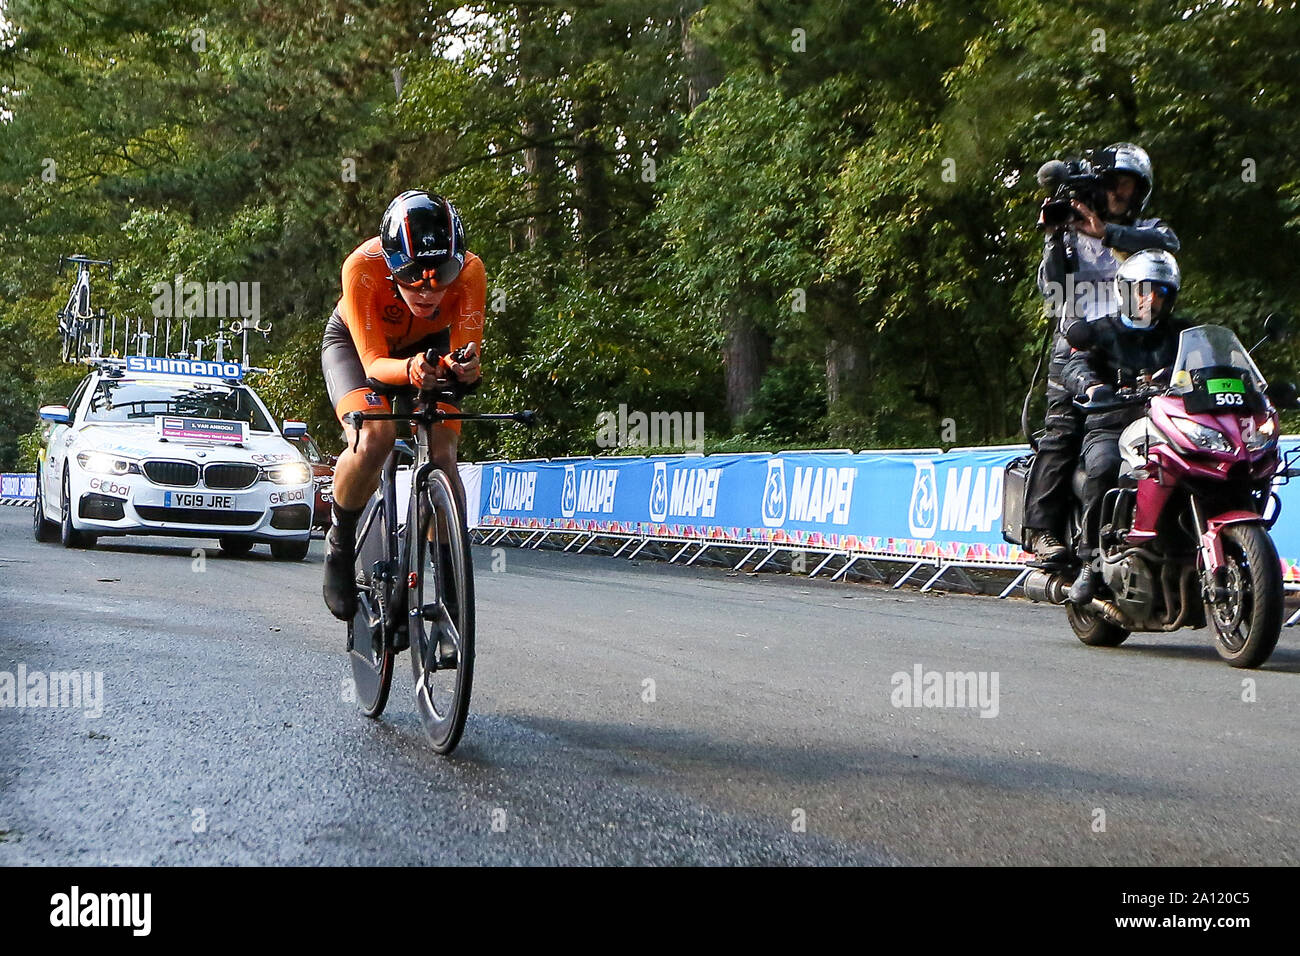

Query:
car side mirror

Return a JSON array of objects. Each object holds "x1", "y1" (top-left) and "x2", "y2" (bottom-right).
[
  {"x1": 1264, "y1": 313, "x2": 1292, "y2": 344},
  {"x1": 282, "y1": 420, "x2": 308, "y2": 438},
  {"x1": 1064, "y1": 319, "x2": 1094, "y2": 350},
  {"x1": 1267, "y1": 381, "x2": 1300, "y2": 410},
  {"x1": 39, "y1": 404, "x2": 70, "y2": 424}
]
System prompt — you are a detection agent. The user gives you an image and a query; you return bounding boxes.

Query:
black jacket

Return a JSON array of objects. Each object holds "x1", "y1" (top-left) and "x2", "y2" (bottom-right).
[
  {"x1": 1040, "y1": 218, "x2": 1180, "y2": 407},
  {"x1": 1062, "y1": 314, "x2": 1186, "y2": 429}
]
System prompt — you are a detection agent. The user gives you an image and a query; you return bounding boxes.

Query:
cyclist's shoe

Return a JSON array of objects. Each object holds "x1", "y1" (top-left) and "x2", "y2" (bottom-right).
[
  {"x1": 323, "y1": 525, "x2": 358, "y2": 621},
  {"x1": 1068, "y1": 565, "x2": 1099, "y2": 604},
  {"x1": 436, "y1": 544, "x2": 460, "y2": 624},
  {"x1": 435, "y1": 634, "x2": 459, "y2": 670},
  {"x1": 1027, "y1": 529, "x2": 1069, "y2": 564}
]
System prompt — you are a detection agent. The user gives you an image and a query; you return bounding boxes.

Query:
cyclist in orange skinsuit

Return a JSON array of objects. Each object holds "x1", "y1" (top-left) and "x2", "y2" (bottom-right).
[{"x1": 320, "y1": 190, "x2": 483, "y2": 621}]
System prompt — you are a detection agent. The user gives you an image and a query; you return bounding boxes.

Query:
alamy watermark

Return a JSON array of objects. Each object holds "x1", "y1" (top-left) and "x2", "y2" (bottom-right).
[
  {"x1": 890, "y1": 664, "x2": 999, "y2": 718},
  {"x1": 150, "y1": 274, "x2": 260, "y2": 325},
  {"x1": 50, "y1": 886, "x2": 150, "y2": 935},
  {"x1": 596, "y1": 403, "x2": 705, "y2": 451},
  {"x1": 1, "y1": 664, "x2": 104, "y2": 718}
]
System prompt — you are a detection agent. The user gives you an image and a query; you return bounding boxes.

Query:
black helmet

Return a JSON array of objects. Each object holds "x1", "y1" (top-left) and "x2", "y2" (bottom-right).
[{"x1": 380, "y1": 190, "x2": 465, "y2": 288}]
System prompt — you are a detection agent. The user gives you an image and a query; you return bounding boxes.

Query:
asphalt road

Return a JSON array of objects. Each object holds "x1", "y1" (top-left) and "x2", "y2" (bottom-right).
[{"x1": 3, "y1": 505, "x2": 1300, "y2": 865}]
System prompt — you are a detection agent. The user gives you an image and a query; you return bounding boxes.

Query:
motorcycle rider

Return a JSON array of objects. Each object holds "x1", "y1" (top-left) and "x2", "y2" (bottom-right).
[
  {"x1": 1023, "y1": 143, "x2": 1180, "y2": 565},
  {"x1": 1060, "y1": 248, "x2": 1185, "y2": 603}
]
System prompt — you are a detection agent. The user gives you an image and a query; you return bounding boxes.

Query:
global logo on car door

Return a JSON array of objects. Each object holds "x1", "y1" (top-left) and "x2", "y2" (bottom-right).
[{"x1": 560, "y1": 464, "x2": 578, "y2": 518}]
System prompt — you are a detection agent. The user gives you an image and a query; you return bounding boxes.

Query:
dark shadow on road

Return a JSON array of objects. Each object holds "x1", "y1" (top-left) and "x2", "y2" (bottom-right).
[{"x1": 1091, "y1": 635, "x2": 1300, "y2": 672}]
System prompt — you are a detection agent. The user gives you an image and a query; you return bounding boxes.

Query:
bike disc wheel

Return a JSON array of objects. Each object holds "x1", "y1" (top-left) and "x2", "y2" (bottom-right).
[
  {"x1": 407, "y1": 468, "x2": 475, "y2": 754},
  {"x1": 348, "y1": 497, "x2": 395, "y2": 717}
]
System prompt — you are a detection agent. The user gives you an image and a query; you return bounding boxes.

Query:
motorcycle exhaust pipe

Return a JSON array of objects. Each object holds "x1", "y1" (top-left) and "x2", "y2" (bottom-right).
[
  {"x1": 1024, "y1": 570, "x2": 1070, "y2": 605},
  {"x1": 1024, "y1": 571, "x2": 1135, "y2": 627},
  {"x1": 1087, "y1": 596, "x2": 1130, "y2": 628}
]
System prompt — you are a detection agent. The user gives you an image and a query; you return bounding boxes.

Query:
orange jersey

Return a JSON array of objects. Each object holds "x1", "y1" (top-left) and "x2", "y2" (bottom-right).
[{"x1": 336, "y1": 236, "x2": 486, "y2": 385}]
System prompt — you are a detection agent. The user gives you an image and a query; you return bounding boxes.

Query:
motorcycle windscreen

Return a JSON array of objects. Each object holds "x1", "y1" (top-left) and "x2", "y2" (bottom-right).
[{"x1": 1168, "y1": 325, "x2": 1268, "y2": 415}]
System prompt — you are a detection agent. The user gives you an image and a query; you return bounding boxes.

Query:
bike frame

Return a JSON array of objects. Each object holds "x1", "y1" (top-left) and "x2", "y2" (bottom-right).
[{"x1": 346, "y1": 394, "x2": 531, "y2": 638}]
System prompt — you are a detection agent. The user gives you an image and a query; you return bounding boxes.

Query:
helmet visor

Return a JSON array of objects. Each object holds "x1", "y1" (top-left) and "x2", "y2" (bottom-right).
[
  {"x1": 1119, "y1": 279, "x2": 1175, "y2": 327},
  {"x1": 391, "y1": 257, "x2": 463, "y2": 289}
]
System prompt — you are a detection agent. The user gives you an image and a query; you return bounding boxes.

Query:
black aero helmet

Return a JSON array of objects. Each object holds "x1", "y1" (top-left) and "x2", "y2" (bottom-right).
[{"x1": 380, "y1": 190, "x2": 465, "y2": 288}]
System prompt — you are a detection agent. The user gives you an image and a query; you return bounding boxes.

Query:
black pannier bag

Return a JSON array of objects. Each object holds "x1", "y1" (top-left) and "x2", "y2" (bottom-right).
[{"x1": 1001, "y1": 454, "x2": 1033, "y2": 546}]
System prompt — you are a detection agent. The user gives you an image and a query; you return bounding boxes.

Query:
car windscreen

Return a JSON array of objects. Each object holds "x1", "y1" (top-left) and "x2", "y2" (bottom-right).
[{"x1": 84, "y1": 378, "x2": 274, "y2": 432}]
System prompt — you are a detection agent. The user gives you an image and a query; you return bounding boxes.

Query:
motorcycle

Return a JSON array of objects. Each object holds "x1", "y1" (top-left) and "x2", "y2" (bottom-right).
[{"x1": 1005, "y1": 318, "x2": 1300, "y2": 668}]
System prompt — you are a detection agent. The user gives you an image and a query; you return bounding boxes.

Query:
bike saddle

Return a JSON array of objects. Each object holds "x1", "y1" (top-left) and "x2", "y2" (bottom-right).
[{"x1": 364, "y1": 378, "x2": 414, "y2": 397}]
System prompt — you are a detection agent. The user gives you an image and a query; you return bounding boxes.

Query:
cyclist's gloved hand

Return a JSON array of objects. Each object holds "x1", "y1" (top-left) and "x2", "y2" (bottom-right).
[
  {"x1": 406, "y1": 352, "x2": 437, "y2": 389},
  {"x1": 439, "y1": 341, "x2": 481, "y2": 385}
]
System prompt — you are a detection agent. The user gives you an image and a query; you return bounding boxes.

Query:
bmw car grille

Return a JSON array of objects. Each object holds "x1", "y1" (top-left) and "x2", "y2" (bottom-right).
[
  {"x1": 142, "y1": 460, "x2": 199, "y2": 487},
  {"x1": 204, "y1": 463, "x2": 259, "y2": 490},
  {"x1": 135, "y1": 505, "x2": 261, "y2": 526}
]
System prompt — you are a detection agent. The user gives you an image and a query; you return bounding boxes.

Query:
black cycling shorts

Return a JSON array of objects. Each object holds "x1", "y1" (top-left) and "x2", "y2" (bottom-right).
[{"x1": 321, "y1": 310, "x2": 457, "y2": 423}]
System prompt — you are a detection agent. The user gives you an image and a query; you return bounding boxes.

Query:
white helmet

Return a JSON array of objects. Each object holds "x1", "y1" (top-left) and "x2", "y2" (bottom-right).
[
  {"x1": 1097, "y1": 142, "x2": 1154, "y2": 217},
  {"x1": 1115, "y1": 249, "x2": 1180, "y2": 329}
]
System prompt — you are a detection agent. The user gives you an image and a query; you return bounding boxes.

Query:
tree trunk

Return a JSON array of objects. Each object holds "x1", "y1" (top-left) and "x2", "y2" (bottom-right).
[
  {"x1": 680, "y1": 1, "x2": 720, "y2": 111},
  {"x1": 573, "y1": 98, "x2": 608, "y2": 258},
  {"x1": 724, "y1": 309, "x2": 769, "y2": 424},
  {"x1": 519, "y1": 8, "x2": 558, "y2": 253},
  {"x1": 682, "y1": 1, "x2": 763, "y2": 425}
]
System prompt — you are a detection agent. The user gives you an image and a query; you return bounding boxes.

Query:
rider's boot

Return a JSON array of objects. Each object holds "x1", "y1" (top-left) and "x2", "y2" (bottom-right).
[
  {"x1": 1068, "y1": 562, "x2": 1099, "y2": 604},
  {"x1": 323, "y1": 502, "x2": 362, "y2": 621},
  {"x1": 1027, "y1": 529, "x2": 1069, "y2": 564}
]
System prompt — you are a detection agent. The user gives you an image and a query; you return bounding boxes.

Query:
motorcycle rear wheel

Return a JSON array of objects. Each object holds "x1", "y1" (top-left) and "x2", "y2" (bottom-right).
[
  {"x1": 1208, "y1": 524, "x2": 1282, "y2": 669},
  {"x1": 1066, "y1": 601, "x2": 1130, "y2": 647}
]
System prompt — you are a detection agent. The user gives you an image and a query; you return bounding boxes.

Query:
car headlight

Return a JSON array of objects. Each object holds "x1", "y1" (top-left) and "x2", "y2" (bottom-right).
[
  {"x1": 265, "y1": 462, "x2": 312, "y2": 485},
  {"x1": 1172, "y1": 418, "x2": 1233, "y2": 453},
  {"x1": 76, "y1": 451, "x2": 140, "y2": 475},
  {"x1": 1246, "y1": 417, "x2": 1277, "y2": 452}
]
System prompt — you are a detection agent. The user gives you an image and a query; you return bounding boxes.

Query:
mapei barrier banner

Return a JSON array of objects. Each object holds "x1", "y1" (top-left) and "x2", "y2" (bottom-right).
[
  {"x1": 1, "y1": 473, "x2": 37, "y2": 501},
  {"x1": 476, "y1": 451, "x2": 1027, "y2": 565},
  {"x1": 474, "y1": 441, "x2": 1300, "y2": 579}
]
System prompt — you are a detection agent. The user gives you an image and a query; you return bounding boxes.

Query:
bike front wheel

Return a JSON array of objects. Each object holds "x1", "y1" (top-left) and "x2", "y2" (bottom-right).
[{"x1": 407, "y1": 467, "x2": 475, "y2": 754}]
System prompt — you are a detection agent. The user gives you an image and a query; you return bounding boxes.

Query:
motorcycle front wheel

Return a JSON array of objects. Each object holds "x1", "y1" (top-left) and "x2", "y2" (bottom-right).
[{"x1": 1207, "y1": 523, "x2": 1282, "y2": 669}]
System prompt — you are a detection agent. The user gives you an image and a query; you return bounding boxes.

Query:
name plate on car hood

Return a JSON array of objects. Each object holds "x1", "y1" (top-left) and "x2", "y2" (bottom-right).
[{"x1": 155, "y1": 416, "x2": 247, "y2": 444}]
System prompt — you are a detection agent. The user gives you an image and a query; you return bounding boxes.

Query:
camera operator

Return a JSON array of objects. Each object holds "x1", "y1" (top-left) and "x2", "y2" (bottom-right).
[{"x1": 1021, "y1": 143, "x2": 1180, "y2": 565}]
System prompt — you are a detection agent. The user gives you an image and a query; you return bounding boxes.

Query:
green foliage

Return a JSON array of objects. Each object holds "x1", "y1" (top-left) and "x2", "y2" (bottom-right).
[{"x1": 737, "y1": 362, "x2": 828, "y2": 446}]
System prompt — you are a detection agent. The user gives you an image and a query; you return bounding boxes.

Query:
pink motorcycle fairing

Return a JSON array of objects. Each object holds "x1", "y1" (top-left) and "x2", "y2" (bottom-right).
[{"x1": 1126, "y1": 394, "x2": 1280, "y2": 567}]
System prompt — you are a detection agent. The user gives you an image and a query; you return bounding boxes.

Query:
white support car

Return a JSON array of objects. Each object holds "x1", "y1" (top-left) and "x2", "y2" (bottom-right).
[{"x1": 32, "y1": 356, "x2": 315, "y2": 560}]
